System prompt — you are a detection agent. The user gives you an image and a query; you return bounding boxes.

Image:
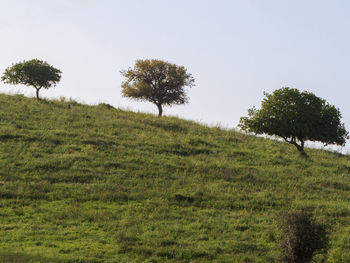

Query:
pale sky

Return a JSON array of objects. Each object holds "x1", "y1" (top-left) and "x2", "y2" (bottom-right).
[{"x1": 1, "y1": 0, "x2": 350, "y2": 152}]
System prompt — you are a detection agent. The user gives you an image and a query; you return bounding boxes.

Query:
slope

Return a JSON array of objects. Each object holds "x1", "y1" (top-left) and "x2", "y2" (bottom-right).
[{"x1": 0, "y1": 94, "x2": 349, "y2": 262}]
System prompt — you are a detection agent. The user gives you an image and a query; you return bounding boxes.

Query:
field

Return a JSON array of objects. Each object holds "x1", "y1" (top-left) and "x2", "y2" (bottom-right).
[{"x1": 0, "y1": 94, "x2": 349, "y2": 262}]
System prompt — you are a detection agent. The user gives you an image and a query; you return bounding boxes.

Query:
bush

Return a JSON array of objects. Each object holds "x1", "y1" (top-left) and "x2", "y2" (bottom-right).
[{"x1": 278, "y1": 210, "x2": 329, "y2": 263}]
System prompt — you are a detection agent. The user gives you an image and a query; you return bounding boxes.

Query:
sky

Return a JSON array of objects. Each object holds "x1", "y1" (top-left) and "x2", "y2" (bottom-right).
[{"x1": 1, "y1": 0, "x2": 350, "y2": 152}]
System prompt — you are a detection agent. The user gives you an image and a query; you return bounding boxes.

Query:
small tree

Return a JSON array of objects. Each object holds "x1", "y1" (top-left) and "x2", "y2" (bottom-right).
[
  {"x1": 278, "y1": 210, "x2": 329, "y2": 263},
  {"x1": 2, "y1": 59, "x2": 62, "y2": 100},
  {"x1": 121, "y1": 59, "x2": 195, "y2": 116},
  {"x1": 239, "y1": 87, "x2": 348, "y2": 157}
]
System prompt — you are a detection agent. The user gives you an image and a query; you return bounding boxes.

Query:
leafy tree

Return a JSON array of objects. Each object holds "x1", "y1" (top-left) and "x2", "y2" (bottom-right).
[
  {"x1": 121, "y1": 59, "x2": 195, "y2": 116},
  {"x1": 278, "y1": 210, "x2": 329, "y2": 263},
  {"x1": 2, "y1": 59, "x2": 62, "y2": 100},
  {"x1": 239, "y1": 88, "x2": 348, "y2": 157}
]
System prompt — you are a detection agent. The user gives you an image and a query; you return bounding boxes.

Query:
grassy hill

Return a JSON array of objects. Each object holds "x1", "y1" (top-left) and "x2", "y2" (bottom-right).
[{"x1": 0, "y1": 93, "x2": 349, "y2": 262}]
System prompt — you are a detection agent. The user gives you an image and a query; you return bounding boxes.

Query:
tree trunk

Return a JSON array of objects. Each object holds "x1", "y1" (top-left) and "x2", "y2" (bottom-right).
[
  {"x1": 294, "y1": 143, "x2": 308, "y2": 159},
  {"x1": 282, "y1": 136, "x2": 308, "y2": 159},
  {"x1": 36, "y1": 88, "x2": 41, "y2": 100},
  {"x1": 156, "y1": 103, "x2": 163, "y2": 117}
]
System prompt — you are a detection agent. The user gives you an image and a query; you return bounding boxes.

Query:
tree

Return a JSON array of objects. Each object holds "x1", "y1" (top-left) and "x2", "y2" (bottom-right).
[
  {"x1": 239, "y1": 88, "x2": 348, "y2": 157},
  {"x1": 2, "y1": 59, "x2": 62, "y2": 100},
  {"x1": 121, "y1": 59, "x2": 195, "y2": 116},
  {"x1": 278, "y1": 210, "x2": 329, "y2": 263}
]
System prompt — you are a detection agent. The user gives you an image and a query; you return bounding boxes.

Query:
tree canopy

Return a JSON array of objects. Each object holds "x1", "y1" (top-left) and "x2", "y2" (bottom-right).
[
  {"x1": 239, "y1": 87, "x2": 348, "y2": 157},
  {"x1": 2, "y1": 59, "x2": 62, "y2": 100},
  {"x1": 121, "y1": 59, "x2": 195, "y2": 116}
]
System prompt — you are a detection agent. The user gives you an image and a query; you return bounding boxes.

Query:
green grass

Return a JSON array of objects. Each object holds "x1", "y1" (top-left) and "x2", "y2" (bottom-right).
[{"x1": 0, "y1": 93, "x2": 349, "y2": 262}]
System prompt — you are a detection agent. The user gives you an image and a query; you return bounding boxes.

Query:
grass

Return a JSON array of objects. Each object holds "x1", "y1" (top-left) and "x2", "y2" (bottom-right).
[{"x1": 0, "y1": 93, "x2": 349, "y2": 262}]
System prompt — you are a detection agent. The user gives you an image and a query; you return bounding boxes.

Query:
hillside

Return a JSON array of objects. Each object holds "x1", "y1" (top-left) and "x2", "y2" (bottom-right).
[{"x1": 0, "y1": 94, "x2": 349, "y2": 262}]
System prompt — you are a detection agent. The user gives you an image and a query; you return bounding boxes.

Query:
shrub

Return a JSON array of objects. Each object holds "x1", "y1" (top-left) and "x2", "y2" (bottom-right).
[{"x1": 278, "y1": 210, "x2": 329, "y2": 263}]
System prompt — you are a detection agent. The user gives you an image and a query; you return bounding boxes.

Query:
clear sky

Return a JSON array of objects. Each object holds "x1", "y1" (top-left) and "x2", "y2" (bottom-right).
[{"x1": 1, "y1": 0, "x2": 350, "y2": 151}]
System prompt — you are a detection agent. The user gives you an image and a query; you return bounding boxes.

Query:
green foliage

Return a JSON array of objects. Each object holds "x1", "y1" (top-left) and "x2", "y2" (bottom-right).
[
  {"x1": 1, "y1": 59, "x2": 62, "y2": 100},
  {"x1": 121, "y1": 59, "x2": 195, "y2": 116},
  {"x1": 278, "y1": 210, "x2": 329, "y2": 263},
  {"x1": 239, "y1": 87, "x2": 348, "y2": 156},
  {"x1": 0, "y1": 94, "x2": 349, "y2": 262}
]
